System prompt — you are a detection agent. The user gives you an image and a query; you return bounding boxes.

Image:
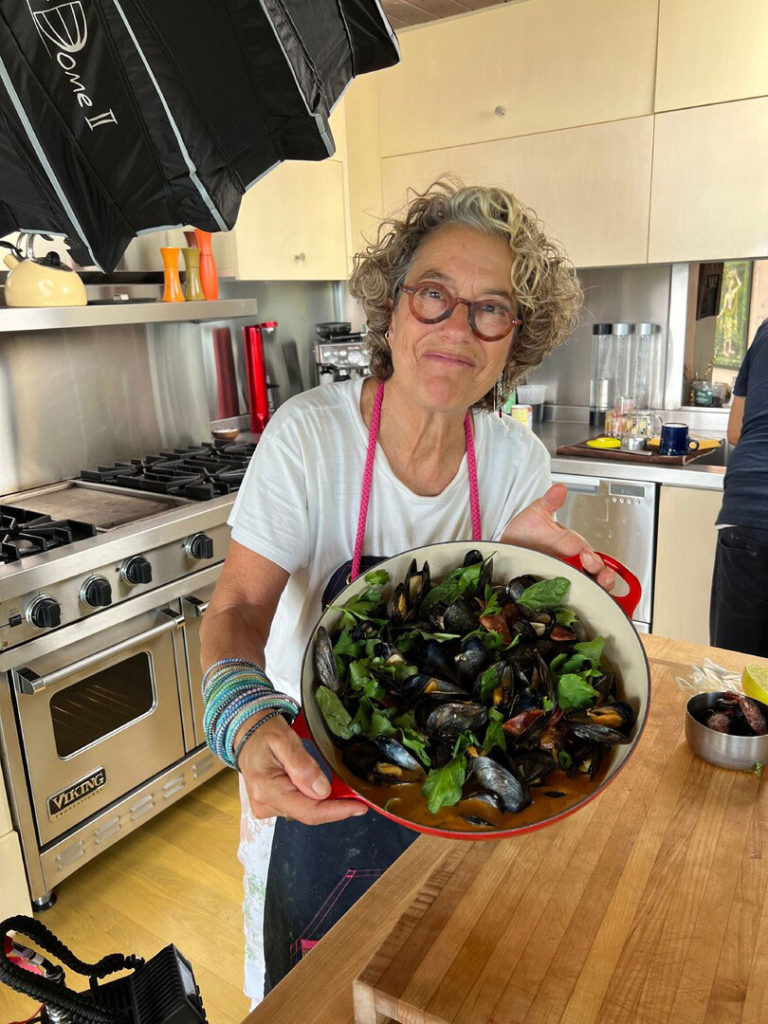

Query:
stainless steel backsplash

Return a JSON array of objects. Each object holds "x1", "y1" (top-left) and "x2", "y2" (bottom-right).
[{"x1": 0, "y1": 279, "x2": 341, "y2": 496}]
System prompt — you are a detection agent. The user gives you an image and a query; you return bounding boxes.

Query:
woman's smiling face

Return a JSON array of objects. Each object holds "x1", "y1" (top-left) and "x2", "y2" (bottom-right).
[{"x1": 388, "y1": 223, "x2": 517, "y2": 415}]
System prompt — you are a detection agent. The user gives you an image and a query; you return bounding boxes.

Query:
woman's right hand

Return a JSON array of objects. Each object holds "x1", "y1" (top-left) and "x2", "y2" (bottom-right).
[{"x1": 237, "y1": 713, "x2": 368, "y2": 825}]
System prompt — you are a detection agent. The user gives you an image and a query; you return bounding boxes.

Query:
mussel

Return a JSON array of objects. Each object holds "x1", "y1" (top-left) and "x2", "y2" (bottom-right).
[
  {"x1": 314, "y1": 626, "x2": 342, "y2": 693},
  {"x1": 420, "y1": 700, "x2": 488, "y2": 740},
  {"x1": 467, "y1": 751, "x2": 531, "y2": 813}
]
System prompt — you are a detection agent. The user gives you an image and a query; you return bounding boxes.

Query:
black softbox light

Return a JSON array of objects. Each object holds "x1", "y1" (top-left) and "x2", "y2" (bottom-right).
[{"x1": 0, "y1": 1, "x2": 398, "y2": 271}]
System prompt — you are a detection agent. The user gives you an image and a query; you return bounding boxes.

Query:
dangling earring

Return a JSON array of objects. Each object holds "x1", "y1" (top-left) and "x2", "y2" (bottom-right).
[{"x1": 495, "y1": 376, "x2": 505, "y2": 414}]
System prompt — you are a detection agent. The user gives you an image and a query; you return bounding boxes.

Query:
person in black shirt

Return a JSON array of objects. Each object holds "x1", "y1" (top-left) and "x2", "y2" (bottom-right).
[{"x1": 710, "y1": 317, "x2": 768, "y2": 655}]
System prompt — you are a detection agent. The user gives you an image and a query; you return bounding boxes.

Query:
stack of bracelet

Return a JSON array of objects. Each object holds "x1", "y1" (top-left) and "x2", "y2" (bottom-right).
[{"x1": 202, "y1": 657, "x2": 300, "y2": 771}]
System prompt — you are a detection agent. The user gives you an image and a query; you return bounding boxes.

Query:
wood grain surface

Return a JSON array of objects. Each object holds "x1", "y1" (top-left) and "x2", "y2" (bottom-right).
[{"x1": 246, "y1": 635, "x2": 768, "y2": 1024}]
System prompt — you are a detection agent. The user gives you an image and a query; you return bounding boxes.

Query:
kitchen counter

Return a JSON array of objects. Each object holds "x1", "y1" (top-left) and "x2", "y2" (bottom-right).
[
  {"x1": 540, "y1": 421, "x2": 728, "y2": 490},
  {"x1": 242, "y1": 634, "x2": 767, "y2": 1024}
]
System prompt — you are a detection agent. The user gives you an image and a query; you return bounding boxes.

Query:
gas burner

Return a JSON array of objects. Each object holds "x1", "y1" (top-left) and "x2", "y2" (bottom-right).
[
  {"x1": 80, "y1": 441, "x2": 256, "y2": 500},
  {"x1": 0, "y1": 506, "x2": 97, "y2": 565}
]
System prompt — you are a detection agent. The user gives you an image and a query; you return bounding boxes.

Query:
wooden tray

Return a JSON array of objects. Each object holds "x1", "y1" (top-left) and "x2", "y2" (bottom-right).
[{"x1": 555, "y1": 439, "x2": 720, "y2": 465}]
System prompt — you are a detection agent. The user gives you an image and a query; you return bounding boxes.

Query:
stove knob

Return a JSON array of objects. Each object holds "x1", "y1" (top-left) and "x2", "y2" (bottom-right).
[
  {"x1": 81, "y1": 575, "x2": 113, "y2": 608},
  {"x1": 121, "y1": 556, "x2": 152, "y2": 586},
  {"x1": 27, "y1": 596, "x2": 61, "y2": 630},
  {"x1": 185, "y1": 533, "x2": 214, "y2": 561}
]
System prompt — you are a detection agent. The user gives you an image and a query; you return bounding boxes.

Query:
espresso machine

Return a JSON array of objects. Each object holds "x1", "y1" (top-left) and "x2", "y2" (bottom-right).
[{"x1": 313, "y1": 321, "x2": 370, "y2": 384}]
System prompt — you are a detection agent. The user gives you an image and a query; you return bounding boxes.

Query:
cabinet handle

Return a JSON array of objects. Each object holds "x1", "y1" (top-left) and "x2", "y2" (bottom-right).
[
  {"x1": 494, "y1": 105, "x2": 506, "y2": 117},
  {"x1": 294, "y1": 252, "x2": 306, "y2": 262}
]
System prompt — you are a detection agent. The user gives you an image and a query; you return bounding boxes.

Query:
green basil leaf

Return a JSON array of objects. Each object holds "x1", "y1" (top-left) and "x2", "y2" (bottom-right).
[
  {"x1": 555, "y1": 606, "x2": 578, "y2": 626},
  {"x1": 477, "y1": 663, "x2": 501, "y2": 703},
  {"x1": 421, "y1": 754, "x2": 467, "y2": 814},
  {"x1": 557, "y1": 673, "x2": 599, "y2": 710},
  {"x1": 572, "y1": 637, "x2": 605, "y2": 669},
  {"x1": 315, "y1": 685, "x2": 359, "y2": 739},
  {"x1": 483, "y1": 707, "x2": 507, "y2": 755},
  {"x1": 364, "y1": 569, "x2": 390, "y2": 585},
  {"x1": 368, "y1": 709, "x2": 397, "y2": 739},
  {"x1": 558, "y1": 749, "x2": 574, "y2": 769},
  {"x1": 398, "y1": 727, "x2": 432, "y2": 767},
  {"x1": 481, "y1": 588, "x2": 503, "y2": 617},
  {"x1": 518, "y1": 576, "x2": 571, "y2": 611},
  {"x1": 334, "y1": 627, "x2": 365, "y2": 661}
]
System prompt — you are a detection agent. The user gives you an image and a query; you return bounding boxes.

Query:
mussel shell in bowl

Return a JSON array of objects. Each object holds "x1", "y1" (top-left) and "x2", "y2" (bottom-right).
[{"x1": 685, "y1": 691, "x2": 768, "y2": 770}]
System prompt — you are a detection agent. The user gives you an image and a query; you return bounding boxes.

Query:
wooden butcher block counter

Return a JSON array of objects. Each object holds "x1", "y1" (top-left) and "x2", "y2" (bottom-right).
[{"x1": 244, "y1": 635, "x2": 768, "y2": 1024}]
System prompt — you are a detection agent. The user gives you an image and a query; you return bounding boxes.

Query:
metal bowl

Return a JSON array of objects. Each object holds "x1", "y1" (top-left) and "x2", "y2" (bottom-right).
[
  {"x1": 685, "y1": 692, "x2": 768, "y2": 770},
  {"x1": 211, "y1": 427, "x2": 240, "y2": 441}
]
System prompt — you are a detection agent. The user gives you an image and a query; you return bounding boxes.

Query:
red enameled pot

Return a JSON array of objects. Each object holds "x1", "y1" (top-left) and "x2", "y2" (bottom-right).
[{"x1": 294, "y1": 542, "x2": 650, "y2": 840}]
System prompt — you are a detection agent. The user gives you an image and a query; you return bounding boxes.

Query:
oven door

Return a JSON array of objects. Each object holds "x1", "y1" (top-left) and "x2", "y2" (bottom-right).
[{"x1": 11, "y1": 606, "x2": 186, "y2": 845}]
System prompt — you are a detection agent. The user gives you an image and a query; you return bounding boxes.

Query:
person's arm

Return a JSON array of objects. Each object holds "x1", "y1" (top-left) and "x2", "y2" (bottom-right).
[
  {"x1": 200, "y1": 539, "x2": 365, "y2": 825},
  {"x1": 727, "y1": 395, "x2": 745, "y2": 445},
  {"x1": 500, "y1": 483, "x2": 616, "y2": 591}
]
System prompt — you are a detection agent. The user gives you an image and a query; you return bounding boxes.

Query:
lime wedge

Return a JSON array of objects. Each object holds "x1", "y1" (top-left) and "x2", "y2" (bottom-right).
[{"x1": 742, "y1": 664, "x2": 768, "y2": 707}]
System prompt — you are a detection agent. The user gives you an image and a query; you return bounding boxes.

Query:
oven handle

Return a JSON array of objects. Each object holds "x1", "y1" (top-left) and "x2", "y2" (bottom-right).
[
  {"x1": 12, "y1": 609, "x2": 183, "y2": 696},
  {"x1": 182, "y1": 595, "x2": 209, "y2": 618}
]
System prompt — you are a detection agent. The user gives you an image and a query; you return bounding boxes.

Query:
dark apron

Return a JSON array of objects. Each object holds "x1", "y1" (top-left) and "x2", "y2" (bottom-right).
[{"x1": 262, "y1": 555, "x2": 418, "y2": 994}]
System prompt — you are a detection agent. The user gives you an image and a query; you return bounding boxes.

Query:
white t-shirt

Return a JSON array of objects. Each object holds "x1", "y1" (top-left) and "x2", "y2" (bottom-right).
[{"x1": 228, "y1": 377, "x2": 551, "y2": 699}]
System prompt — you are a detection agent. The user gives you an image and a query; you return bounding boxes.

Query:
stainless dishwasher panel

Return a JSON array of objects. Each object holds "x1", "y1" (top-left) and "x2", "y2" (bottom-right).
[{"x1": 550, "y1": 473, "x2": 657, "y2": 629}]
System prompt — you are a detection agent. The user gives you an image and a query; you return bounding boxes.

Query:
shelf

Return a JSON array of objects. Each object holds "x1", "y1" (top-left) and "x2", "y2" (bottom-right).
[{"x1": 0, "y1": 298, "x2": 259, "y2": 333}]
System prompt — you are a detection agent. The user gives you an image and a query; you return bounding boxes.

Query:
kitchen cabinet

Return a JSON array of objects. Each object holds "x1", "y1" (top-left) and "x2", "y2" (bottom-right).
[
  {"x1": 655, "y1": 0, "x2": 768, "y2": 112},
  {"x1": 648, "y1": 97, "x2": 768, "y2": 263},
  {"x1": 212, "y1": 157, "x2": 348, "y2": 281},
  {"x1": 653, "y1": 485, "x2": 722, "y2": 644},
  {"x1": 381, "y1": 117, "x2": 654, "y2": 268},
  {"x1": 374, "y1": 0, "x2": 658, "y2": 157},
  {"x1": 0, "y1": 833, "x2": 29, "y2": 918},
  {"x1": 0, "y1": 780, "x2": 31, "y2": 918}
]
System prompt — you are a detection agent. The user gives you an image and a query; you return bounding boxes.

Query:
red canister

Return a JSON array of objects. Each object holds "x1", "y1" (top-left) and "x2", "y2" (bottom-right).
[{"x1": 243, "y1": 322, "x2": 277, "y2": 433}]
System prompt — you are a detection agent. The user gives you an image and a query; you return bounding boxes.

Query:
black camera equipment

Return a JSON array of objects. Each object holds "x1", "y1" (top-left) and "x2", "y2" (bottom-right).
[{"x1": 0, "y1": 916, "x2": 207, "y2": 1024}]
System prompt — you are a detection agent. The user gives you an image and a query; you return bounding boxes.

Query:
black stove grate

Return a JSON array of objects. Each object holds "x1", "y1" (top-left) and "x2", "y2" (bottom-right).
[
  {"x1": 80, "y1": 440, "x2": 256, "y2": 500},
  {"x1": 0, "y1": 506, "x2": 98, "y2": 565}
]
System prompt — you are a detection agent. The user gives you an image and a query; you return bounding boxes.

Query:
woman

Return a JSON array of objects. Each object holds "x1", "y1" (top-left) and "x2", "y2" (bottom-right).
[{"x1": 200, "y1": 179, "x2": 614, "y2": 999}]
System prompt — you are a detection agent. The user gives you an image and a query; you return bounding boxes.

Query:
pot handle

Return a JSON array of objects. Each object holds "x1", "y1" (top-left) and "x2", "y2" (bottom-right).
[
  {"x1": 559, "y1": 551, "x2": 642, "y2": 620},
  {"x1": 291, "y1": 709, "x2": 362, "y2": 801}
]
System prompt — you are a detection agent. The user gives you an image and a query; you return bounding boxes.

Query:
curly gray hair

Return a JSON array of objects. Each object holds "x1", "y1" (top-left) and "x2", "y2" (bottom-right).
[{"x1": 348, "y1": 178, "x2": 583, "y2": 408}]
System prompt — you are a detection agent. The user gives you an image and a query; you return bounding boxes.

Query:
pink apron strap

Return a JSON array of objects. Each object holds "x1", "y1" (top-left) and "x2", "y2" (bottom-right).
[{"x1": 350, "y1": 382, "x2": 482, "y2": 582}]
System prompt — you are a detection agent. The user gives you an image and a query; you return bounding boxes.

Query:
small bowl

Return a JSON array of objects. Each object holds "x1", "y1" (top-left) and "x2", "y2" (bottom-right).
[
  {"x1": 620, "y1": 436, "x2": 648, "y2": 451},
  {"x1": 211, "y1": 427, "x2": 240, "y2": 441},
  {"x1": 685, "y1": 692, "x2": 768, "y2": 770}
]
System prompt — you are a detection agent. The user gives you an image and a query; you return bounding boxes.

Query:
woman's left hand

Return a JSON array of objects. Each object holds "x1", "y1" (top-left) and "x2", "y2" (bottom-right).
[{"x1": 501, "y1": 483, "x2": 616, "y2": 591}]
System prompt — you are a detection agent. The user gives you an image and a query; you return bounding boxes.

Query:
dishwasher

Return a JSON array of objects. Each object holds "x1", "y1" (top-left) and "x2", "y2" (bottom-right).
[{"x1": 550, "y1": 472, "x2": 657, "y2": 633}]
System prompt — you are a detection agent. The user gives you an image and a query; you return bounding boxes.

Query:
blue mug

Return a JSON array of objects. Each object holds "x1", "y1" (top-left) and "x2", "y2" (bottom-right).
[{"x1": 660, "y1": 422, "x2": 700, "y2": 456}]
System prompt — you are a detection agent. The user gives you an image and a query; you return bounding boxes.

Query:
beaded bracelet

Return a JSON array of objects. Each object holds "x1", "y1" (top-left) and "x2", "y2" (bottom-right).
[
  {"x1": 202, "y1": 658, "x2": 272, "y2": 697},
  {"x1": 233, "y1": 709, "x2": 284, "y2": 771},
  {"x1": 201, "y1": 657, "x2": 299, "y2": 768}
]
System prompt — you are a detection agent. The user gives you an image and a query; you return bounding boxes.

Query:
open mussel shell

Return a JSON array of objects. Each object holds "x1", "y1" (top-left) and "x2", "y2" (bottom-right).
[{"x1": 301, "y1": 540, "x2": 650, "y2": 840}]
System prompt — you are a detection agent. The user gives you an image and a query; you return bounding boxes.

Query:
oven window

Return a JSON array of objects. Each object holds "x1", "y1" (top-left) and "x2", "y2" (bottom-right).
[{"x1": 50, "y1": 653, "x2": 155, "y2": 757}]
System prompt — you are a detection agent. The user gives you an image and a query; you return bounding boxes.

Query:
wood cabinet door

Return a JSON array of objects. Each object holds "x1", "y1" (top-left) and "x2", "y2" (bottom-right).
[
  {"x1": 376, "y1": 0, "x2": 658, "y2": 157},
  {"x1": 649, "y1": 97, "x2": 768, "y2": 263},
  {"x1": 223, "y1": 158, "x2": 348, "y2": 281},
  {"x1": 656, "y1": 0, "x2": 768, "y2": 111},
  {"x1": 653, "y1": 486, "x2": 722, "y2": 644},
  {"x1": 381, "y1": 116, "x2": 654, "y2": 268},
  {"x1": 0, "y1": 832, "x2": 31, "y2": 917}
]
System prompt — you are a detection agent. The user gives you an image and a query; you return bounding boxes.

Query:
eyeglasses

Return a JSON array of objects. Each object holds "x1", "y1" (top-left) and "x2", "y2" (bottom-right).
[{"x1": 400, "y1": 281, "x2": 522, "y2": 341}]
